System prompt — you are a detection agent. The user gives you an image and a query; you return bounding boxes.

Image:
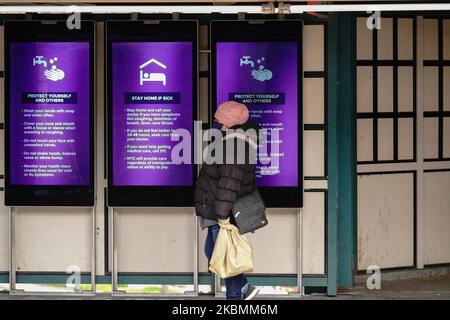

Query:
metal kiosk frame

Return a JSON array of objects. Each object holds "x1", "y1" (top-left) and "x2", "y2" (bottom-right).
[
  {"x1": 209, "y1": 18, "x2": 304, "y2": 299},
  {"x1": 106, "y1": 19, "x2": 200, "y2": 298},
  {"x1": 4, "y1": 20, "x2": 97, "y2": 296}
]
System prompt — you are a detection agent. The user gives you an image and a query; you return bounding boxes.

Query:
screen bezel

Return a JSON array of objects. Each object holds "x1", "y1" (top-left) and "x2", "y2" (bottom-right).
[
  {"x1": 210, "y1": 20, "x2": 303, "y2": 208},
  {"x1": 106, "y1": 20, "x2": 198, "y2": 207},
  {"x1": 4, "y1": 20, "x2": 96, "y2": 206}
]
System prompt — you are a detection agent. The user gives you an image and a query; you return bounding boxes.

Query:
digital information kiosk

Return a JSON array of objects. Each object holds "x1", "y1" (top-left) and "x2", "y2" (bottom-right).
[
  {"x1": 211, "y1": 20, "x2": 303, "y2": 297},
  {"x1": 4, "y1": 20, "x2": 96, "y2": 295},
  {"x1": 106, "y1": 20, "x2": 198, "y2": 297}
]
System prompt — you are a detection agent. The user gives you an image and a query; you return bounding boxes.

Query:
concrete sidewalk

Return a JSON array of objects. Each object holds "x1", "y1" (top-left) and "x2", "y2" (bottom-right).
[
  {"x1": 330, "y1": 277, "x2": 450, "y2": 300},
  {"x1": 0, "y1": 276, "x2": 449, "y2": 300}
]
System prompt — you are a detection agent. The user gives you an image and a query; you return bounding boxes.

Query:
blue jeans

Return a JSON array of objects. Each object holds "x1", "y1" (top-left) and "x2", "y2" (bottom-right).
[{"x1": 205, "y1": 224, "x2": 247, "y2": 300}]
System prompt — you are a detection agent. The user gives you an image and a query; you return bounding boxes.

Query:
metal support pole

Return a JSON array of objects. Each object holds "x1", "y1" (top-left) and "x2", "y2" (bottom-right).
[
  {"x1": 193, "y1": 214, "x2": 199, "y2": 294},
  {"x1": 292, "y1": 208, "x2": 303, "y2": 297},
  {"x1": 8, "y1": 207, "x2": 21, "y2": 293},
  {"x1": 111, "y1": 207, "x2": 121, "y2": 293},
  {"x1": 90, "y1": 206, "x2": 97, "y2": 293},
  {"x1": 214, "y1": 274, "x2": 225, "y2": 298}
]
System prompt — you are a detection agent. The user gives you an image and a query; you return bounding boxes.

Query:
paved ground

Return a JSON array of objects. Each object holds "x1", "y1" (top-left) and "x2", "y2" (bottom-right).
[
  {"x1": 333, "y1": 277, "x2": 450, "y2": 300},
  {"x1": 0, "y1": 277, "x2": 449, "y2": 300}
]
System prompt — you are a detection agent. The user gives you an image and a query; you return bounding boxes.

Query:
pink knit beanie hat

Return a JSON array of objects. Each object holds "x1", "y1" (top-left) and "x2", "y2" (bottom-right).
[{"x1": 214, "y1": 101, "x2": 249, "y2": 128}]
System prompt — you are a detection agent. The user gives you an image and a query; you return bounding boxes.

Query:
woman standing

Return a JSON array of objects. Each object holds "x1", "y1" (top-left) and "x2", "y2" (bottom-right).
[{"x1": 195, "y1": 101, "x2": 260, "y2": 300}]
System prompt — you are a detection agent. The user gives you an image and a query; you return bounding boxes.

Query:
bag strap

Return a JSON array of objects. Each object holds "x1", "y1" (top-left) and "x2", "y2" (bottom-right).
[{"x1": 218, "y1": 218, "x2": 239, "y2": 231}]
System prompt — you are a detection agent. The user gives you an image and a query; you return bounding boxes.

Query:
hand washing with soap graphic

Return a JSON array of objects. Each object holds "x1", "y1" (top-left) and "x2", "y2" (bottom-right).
[
  {"x1": 240, "y1": 55, "x2": 273, "y2": 82},
  {"x1": 44, "y1": 65, "x2": 65, "y2": 82},
  {"x1": 251, "y1": 67, "x2": 273, "y2": 82},
  {"x1": 33, "y1": 55, "x2": 65, "y2": 82}
]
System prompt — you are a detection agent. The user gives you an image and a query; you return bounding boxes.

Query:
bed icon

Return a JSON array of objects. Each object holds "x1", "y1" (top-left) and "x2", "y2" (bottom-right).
[{"x1": 139, "y1": 58, "x2": 167, "y2": 86}]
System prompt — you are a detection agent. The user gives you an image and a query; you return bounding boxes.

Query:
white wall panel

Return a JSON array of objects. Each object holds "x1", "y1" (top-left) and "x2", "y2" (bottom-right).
[
  {"x1": 398, "y1": 18, "x2": 413, "y2": 60},
  {"x1": 423, "y1": 19, "x2": 438, "y2": 60},
  {"x1": 300, "y1": 192, "x2": 325, "y2": 274},
  {"x1": 377, "y1": 18, "x2": 393, "y2": 60},
  {"x1": 356, "y1": 17, "x2": 372, "y2": 60},
  {"x1": 303, "y1": 25, "x2": 324, "y2": 72},
  {"x1": 444, "y1": 67, "x2": 450, "y2": 111},
  {"x1": 377, "y1": 67, "x2": 393, "y2": 112},
  {"x1": 199, "y1": 77, "x2": 209, "y2": 123},
  {"x1": 398, "y1": 67, "x2": 414, "y2": 112},
  {"x1": 303, "y1": 78, "x2": 324, "y2": 124},
  {"x1": 377, "y1": 119, "x2": 393, "y2": 161},
  {"x1": 424, "y1": 117, "x2": 439, "y2": 159},
  {"x1": 357, "y1": 173, "x2": 414, "y2": 270},
  {"x1": 444, "y1": 118, "x2": 450, "y2": 158},
  {"x1": 0, "y1": 206, "x2": 8, "y2": 271},
  {"x1": 443, "y1": 19, "x2": 450, "y2": 60},
  {"x1": 15, "y1": 207, "x2": 92, "y2": 272},
  {"x1": 398, "y1": 118, "x2": 414, "y2": 160},
  {"x1": 199, "y1": 24, "x2": 208, "y2": 50},
  {"x1": 357, "y1": 66, "x2": 373, "y2": 113},
  {"x1": 423, "y1": 66, "x2": 439, "y2": 112},
  {"x1": 303, "y1": 131, "x2": 325, "y2": 177},
  {"x1": 117, "y1": 209, "x2": 195, "y2": 273},
  {"x1": 357, "y1": 119, "x2": 373, "y2": 162},
  {"x1": 424, "y1": 172, "x2": 450, "y2": 265}
]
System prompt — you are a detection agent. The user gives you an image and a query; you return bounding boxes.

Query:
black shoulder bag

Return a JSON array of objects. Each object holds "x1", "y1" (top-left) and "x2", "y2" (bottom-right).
[{"x1": 232, "y1": 188, "x2": 268, "y2": 234}]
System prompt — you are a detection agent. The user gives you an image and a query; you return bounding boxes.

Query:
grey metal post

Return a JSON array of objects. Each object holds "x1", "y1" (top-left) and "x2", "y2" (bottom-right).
[
  {"x1": 91, "y1": 206, "x2": 97, "y2": 292},
  {"x1": 112, "y1": 207, "x2": 119, "y2": 292},
  {"x1": 193, "y1": 214, "x2": 199, "y2": 294},
  {"x1": 9, "y1": 206, "x2": 17, "y2": 292},
  {"x1": 297, "y1": 208, "x2": 303, "y2": 296},
  {"x1": 215, "y1": 274, "x2": 224, "y2": 298}
]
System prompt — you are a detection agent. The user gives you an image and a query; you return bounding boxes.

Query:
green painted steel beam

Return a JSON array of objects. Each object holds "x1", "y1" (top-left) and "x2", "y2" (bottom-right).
[
  {"x1": 326, "y1": 13, "x2": 339, "y2": 297},
  {"x1": 336, "y1": 12, "x2": 357, "y2": 289}
]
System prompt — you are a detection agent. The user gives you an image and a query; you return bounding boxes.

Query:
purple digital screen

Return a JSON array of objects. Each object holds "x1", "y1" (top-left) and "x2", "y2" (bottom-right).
[
  {"x1": 112, "y1": 42, "x2": 193, "y2": 186},
  {"x1": 9, "y1": 42, "x2": 91, "y2": 186},
  {"x1": 216, "y1": 42, "x2": 299, "y2": 187}
]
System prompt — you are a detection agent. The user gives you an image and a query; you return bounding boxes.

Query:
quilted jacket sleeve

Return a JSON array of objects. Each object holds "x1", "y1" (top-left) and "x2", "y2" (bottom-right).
[{"x1": 214, "y1": 164, "x2": 246, "y2": 218}]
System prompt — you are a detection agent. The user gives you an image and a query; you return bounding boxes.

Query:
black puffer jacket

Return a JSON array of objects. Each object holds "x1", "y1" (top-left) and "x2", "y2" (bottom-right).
[{"x1": 194, "y1": 123, "x2": 259, "y2": 220}]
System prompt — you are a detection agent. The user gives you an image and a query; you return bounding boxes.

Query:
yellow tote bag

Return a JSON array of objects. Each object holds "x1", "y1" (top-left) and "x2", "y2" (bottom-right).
[{"x1": 209, "y1": 219, "x2": 254, "y2": 279}]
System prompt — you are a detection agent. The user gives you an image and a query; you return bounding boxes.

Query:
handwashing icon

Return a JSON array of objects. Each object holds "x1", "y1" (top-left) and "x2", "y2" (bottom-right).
[
  {"x1": 239, "y1": 55, "x2": 273, "y2": 82},
  {"x1": 33, "y1": 55, "x2": 65, "y2": 82},
  {"x1": 33, "y1": 56, "x2": 47, "y2": 68},
  {"x1": 240, "y1": 56, "x2": 254, "y2": 68}
]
